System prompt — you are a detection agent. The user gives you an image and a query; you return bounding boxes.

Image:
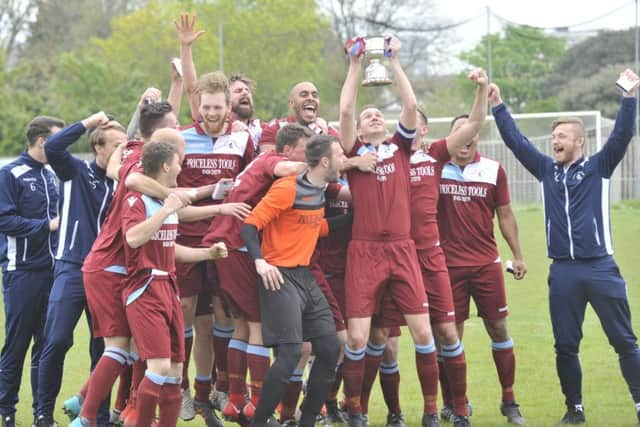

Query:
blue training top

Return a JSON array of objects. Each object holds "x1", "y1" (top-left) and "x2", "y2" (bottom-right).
[
  {"x1": 492, "y1": 97, "x2": 636, "y2": 260},
  {"x1": 45, "y1": 122, "x2": 115, "y2": 266},
  {"x1": 0, "y1": 151, "x2": 59, "y2": 272}
]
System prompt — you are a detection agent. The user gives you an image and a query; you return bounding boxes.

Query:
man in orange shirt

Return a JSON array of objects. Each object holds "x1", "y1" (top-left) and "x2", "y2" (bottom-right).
[{"x1": 241, "y1": 135, "x2": 347, "y2": 427}]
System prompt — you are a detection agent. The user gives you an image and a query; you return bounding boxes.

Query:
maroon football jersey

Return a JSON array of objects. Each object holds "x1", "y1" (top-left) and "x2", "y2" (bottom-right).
[
  {"x1": 437, "y1": 152, "x2": 511, "y2": 267},
  {"x1": 260, "y1": 115, "x2": 340, "y2": 151},
  {"x1": 409, "y1": 138, "x2": 450, "y2": 249},
  {"x1": 201, "y1": 151, "x2": 287, "y2": 250},
  {"x1": 347, "y1": 124, "x2": 416, "y2": 241},
  {"x1": 316, "y1": 181, "x2": 351, "y2": 275},
  {"x1": 82, "y1": 140, "x2": 144, "y2": 272},
  {"x1": 178, "y1": 122, "x2": 254, "y2": 237},
  {"x1": 122, "y1": 191, "x2": 178, "y2": 279}
]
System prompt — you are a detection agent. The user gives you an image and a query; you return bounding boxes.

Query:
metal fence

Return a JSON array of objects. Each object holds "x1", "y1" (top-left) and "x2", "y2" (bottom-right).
[
  {"x1": 480, "y1": 123, "x2": 621, "y2": 203},
  {"x1": 478, "y1": 120, "x2": 640, "y2": 203},
  {"x1": 3, "y1": 115, "x2": 638, "y2": 203}
]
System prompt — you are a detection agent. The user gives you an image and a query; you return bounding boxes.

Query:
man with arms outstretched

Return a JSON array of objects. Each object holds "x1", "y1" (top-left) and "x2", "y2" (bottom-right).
[{"x1": 489, "y1": 70, "x2": 640, "y2": 425}]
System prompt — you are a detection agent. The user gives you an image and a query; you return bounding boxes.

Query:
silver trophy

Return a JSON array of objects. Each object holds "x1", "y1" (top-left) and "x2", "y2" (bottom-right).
[{"x1": 362, "y1": 36, "x2": 392, "y2": 87}]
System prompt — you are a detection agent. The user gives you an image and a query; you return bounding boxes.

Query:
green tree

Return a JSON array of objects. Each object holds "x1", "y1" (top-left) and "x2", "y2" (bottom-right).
[
  {"x1": 35, "y1": 0, "x2": 343, "y2": 153},
  {"x1": 460, "y1": 25, "x2": 565, "y2": 113},
  {"x1": 543, "y1": 28, "x2": 636, "y2": 117},
  {"x1": 556, "y1": 63, "x2": 633, "y2": 118},
  {"x1": 0, "y1": 52, "x2": 51, "y2": 154}
]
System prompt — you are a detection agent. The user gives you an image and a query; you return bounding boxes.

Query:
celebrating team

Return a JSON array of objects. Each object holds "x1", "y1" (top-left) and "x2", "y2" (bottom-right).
[{"x1": 1, "y1": 11, "x2": 639, "y2": 427}]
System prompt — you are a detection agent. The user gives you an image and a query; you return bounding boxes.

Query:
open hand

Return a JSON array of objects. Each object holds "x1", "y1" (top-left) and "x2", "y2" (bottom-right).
[
  {"x1": 174, "y1": 13, "x2": 205, "y2": 46},
  {"x1": 255, "y1": 259, "x2": 284, "y2": 291}
]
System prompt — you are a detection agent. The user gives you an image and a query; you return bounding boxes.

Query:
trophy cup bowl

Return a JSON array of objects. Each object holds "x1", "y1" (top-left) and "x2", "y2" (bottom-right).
[{"x1": 362, "y1": 36, "x2": 392, "y2": 87}]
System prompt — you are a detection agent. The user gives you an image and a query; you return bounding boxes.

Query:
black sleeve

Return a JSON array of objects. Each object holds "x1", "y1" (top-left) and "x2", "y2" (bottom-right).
[
  {"x1": 240, "y1": 223, "x2": 264, "y2": 260},
  {"x1": 326, "y1": 212, "x2": 353, "y2": 232}
]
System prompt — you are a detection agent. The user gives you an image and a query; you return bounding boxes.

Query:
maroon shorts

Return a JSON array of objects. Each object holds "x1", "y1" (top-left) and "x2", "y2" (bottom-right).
[
  {"x1": 326, "y1": 274, "x2": 346, "y2": 321},
  {"x1": 388, "y1": 326, "x2": 402, "y2": 338},
  {"x1": 371, "y1": 291, "x2": 411, "y2": 329},
  {"x1": 217, "y1": 250, "x2": 261, "y2": 322},
  {"x1": 418, "y1": 246, "x2": 455, "y2": 324},
  {"x1": 311, "y1": 261, "x2": 346, "y2": 332},
  {"x1": 448, "y1": 262, "x2": 508, "y2": 321},
  {"x1": 205, "y1": 259, "x2": 221, "y2": 296},
  {"x1": 344, "y1": 239, "x2": 428, "y2": 319},
  {"x1": 125, "y1": 277, "x2": 185, "y2": 362},
  {"x1": 84, "y1": 270, "x2": 130, "y2": 338}
]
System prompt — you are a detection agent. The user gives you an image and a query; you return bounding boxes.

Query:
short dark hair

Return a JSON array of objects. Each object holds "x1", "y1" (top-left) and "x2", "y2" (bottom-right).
[
  {"x1": 139, "y1": 102, "x2": 173, "y2": 139},
  {"x1": 26, "y1": 116, "x2": 65, "y2": 146},
  {"x1": 142, "y1": 141, "x2": 176, "y2": 177},
  {"x1": 89, "y1": 121, "x2": 125, "y2": 154},
  {"x1": 417, "y1": 108, "x2": 429, "y2": 126},
  {"x1": 229, "y1": 74, "x2": 256, "y2": 91},
  {"x1": 449, "y1": 114, "x2": 469, "y2": 131},
  {"x1": 306, "y1": 134, "x2": 338, "y2": 167},
  {"x1": 275, "y1": 124, "x2": 313, "y2": 153}
]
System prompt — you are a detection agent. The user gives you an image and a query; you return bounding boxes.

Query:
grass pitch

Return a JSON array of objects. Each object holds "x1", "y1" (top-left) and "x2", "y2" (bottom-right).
[{"x1": 2, "y1": 202, "x2": 639, "y2": 426}]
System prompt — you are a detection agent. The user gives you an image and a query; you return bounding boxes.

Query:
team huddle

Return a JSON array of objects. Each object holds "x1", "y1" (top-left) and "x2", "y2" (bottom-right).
[{"x1": 1, "y1": 12, "x2": 640, "y2": 427}]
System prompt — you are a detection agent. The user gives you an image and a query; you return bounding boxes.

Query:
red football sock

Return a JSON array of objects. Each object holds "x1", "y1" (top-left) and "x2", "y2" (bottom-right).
[
  {"x1": 79, "y1": 378, "x2": 90, "y2": 400},
  {"x1": 416, "y1": 347, "x2": 439, "y2": 415},
  {"x1": 279, "y1": 371, "x2": 302, "y2": 421},
  {"x1": 247, "y1": 344, "x2": 270, "y2": 406},
  {"x1": 360, "y1": 343, "x2": 384, "y2": 414},
  {"x1": 115, "y1": 363, "x2": 133, "y2": 411},
  {"x1": 158, "y1": 381, "x2": 182, "y2": 427},
  {"x1": 342, "y1": 346, "x2": 366, "y2": 415},
  {"x1": 136, "y1": 375, "x2": 162, "y2": 427},
  {"x1": 227, "y1": 339, "x2": 248, "y2": 407},
  {"x1": 438, "y1": 356, "x2": 451, "y2": 408},
  {"x1": 80, "y1": 349, "x2": 126, "y2": 424},
  {"x1": 492, "y1": 341, "x2": 516, "y2": 403},
  {"x1": 194, "y1": 377, "x2": 212, "y2": 403},
  {"x1": 379, "y1": 361, "x2": 401, "y2": 415},
  {"x1": 127, "y1": 358, "x2": 146, "y2": 408},
  {"x1": 213, "y1": 325, "x2": 233, "y2": 393},
  {"x1": 443, "y1": 352, "x2": 468, "y2": 416}
]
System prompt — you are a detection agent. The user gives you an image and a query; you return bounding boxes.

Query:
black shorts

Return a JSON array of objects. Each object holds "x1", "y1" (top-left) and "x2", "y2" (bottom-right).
[{"x1": 259, "y1": 266, "x2": 336, "y2": 347}]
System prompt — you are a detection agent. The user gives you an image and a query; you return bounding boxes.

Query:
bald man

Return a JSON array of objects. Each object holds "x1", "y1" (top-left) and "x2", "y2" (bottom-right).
[{"x1": 259, "y1": 81, "x2": 339, "y2": 153}]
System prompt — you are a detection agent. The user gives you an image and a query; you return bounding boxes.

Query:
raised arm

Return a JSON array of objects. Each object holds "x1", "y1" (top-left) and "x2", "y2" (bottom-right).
[
  {"x1": 167, "y1": 58, "x2": 184, "y2": 118},
  {"x1": 387, "y1": 36, "x2": 417, "y2": 130},
  {"x1": 595, "y1": 69, "x2": 639, "y2": 178},
  {"x1": 106, "y1": 143, "x2": 125, "y2": 181},
  {"x1": 174, "y1": 12, "x2": 205, "y2": 122},
  {"x1": 489, "y1": 83, "x2": 548, "y2": 181},
  {"x1": 126, "y1": 88, "x2": 162, "y2": 141},
  {"x1": 339, "y1": 37, "x2": 364, "y2": 154},
  {"x1": 446, "y1": 68, "x2": 488, "y2": 155}
]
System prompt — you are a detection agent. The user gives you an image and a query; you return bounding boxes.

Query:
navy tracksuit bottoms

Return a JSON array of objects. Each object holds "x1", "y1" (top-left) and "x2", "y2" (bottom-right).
[{"x1": 549, "y1": 255, "x2": 640, "y2": 408}]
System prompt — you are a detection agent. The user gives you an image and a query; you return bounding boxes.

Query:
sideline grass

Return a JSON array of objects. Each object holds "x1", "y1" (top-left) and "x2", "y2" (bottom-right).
[{"x1": 1, "y1": 202, "x2": 639, "y2": 426}]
